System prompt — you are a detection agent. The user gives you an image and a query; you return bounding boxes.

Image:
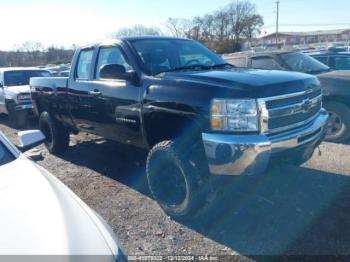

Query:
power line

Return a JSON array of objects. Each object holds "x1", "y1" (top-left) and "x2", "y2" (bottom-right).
[{"x1": 265, "y1": 23, "x2": 350, "y2": 28}]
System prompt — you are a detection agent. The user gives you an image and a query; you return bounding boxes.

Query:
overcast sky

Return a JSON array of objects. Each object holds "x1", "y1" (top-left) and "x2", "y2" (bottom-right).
[{"x1": 0, "y1": 0, "x2": 349, "y2": 50}]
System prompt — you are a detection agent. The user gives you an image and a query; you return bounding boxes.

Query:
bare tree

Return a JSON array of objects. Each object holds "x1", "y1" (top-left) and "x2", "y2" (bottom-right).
[
  {"x1": 166, "y1": 0, "x2": 264, "y2": 53},
  {"x1": 242, "y1": 14, "x2": 264, "y2": 42},
  {"x1": 114, "y1": 25, "x2": 162, "y2": 38},
  {"x1": 165, "y1": 18, "x2": 193, "y2": 38},
  {"x1": 16, "y1": 41, "x2": 44, "y2": 53}
]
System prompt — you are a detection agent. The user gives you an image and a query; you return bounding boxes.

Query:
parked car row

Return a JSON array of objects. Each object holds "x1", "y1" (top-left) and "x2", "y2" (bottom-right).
[
  {"x1": 308, "y1": 50, "x2": 350, "y2": 70},
  {"x1": 43, "y1": 63, "x2": 71, "y2": 77},
  {"x1": 0, "y1": 68, "x2": 52, "y2": 127},
  {"x1": 224, "y1": 50, "x2": 350, "y2": 142}
]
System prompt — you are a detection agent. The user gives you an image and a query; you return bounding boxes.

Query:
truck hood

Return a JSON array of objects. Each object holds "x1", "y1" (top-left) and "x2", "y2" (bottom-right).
[
  {"x1": 5, "y1": 85, "x2": 31, "y2": 94},
  {"x1": 164, "y1": 69, "x2": 318, "y2": 98},
  {"x1": 318, "y1": 70, "x2": 350, "y2": 81},
  {"x1": 0, "y1": 157, "x2": 119, "y2": 257}
]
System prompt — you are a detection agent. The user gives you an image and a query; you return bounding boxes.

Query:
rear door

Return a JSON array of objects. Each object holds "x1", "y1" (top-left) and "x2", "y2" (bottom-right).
[{"x1": 67, "y1": 48, "x2": 96, "y2": 131}]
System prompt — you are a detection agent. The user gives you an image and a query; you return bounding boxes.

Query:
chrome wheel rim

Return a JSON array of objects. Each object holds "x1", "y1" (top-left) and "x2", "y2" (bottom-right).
[{"x1": 326, "y1": 111, "x2": 346, "y2": 139}]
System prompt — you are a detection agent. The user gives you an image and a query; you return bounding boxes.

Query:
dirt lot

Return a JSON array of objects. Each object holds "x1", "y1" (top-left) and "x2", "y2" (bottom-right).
[{"x1": 1, "y1": 115, "x2": 350, "y2": 258}]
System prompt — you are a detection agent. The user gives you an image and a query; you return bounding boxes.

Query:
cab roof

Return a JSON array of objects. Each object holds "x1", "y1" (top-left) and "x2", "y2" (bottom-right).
[{"x1": 79, "y1": 36, "x2": 191, "y2": 49}]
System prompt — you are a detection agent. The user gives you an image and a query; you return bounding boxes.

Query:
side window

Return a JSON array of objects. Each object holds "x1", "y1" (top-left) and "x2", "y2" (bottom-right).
[
  {"x1": 314, "y1": 56, "x2": 328, "y2": 65},
  {"x1": 95, "y1": 46, "x2": 130, "y2": 79},
  {"x1": 76, "y1": 49, "x2": 94, "y2": 80},
  {"x1": 333, "y1": 56, "x2": 350, "y2": 70},
  {"x1": 251, "y1": 57, "x2": 283, "y2": 70},
  {"x1": 227, "y1": 57, "x2": 247, "y2": 67}
]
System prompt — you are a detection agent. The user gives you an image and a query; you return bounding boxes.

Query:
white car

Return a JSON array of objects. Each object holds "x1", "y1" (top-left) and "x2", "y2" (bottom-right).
[
  {"x1": 0, "y1": 130, "x2": 126, "y2": 261},
  {"x1": 0, "y1": 68, "x2": 51, "y2": 127}
]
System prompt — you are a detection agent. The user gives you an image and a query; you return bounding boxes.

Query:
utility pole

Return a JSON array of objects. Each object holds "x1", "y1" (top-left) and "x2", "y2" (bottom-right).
[{"x1": 276, "y1": 0, "x2": 280, "y2": 44}]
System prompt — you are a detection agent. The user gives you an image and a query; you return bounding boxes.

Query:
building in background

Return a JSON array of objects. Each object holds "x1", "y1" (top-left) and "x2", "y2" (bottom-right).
[{"x1": 260, "y1": 28, "x2": 350, "y2": 46}]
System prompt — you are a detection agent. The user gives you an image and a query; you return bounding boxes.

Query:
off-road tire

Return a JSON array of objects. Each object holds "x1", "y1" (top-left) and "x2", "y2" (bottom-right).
[
  {"x1": 39, "y1": 111, "x2": 70, "y2": 154},
  {"x1": 146, "y1": 140, "x2": 207, "y2": 220}
]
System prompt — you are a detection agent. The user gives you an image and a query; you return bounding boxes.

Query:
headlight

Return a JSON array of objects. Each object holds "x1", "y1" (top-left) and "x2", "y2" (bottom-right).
[
  {"x1": 17, "y1": 94, "x2": 31, "y2": 100},
  {"x1": 211, "y1": 99, "x2": 259, "y2": 132}
]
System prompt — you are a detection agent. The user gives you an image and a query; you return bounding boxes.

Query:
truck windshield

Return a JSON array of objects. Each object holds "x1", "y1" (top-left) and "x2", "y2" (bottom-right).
[
  {"x1": 130, "y1": 39, "x2": 226, "y2": 75},
  {"x1": 4, "y1": 70, "x2": 51, "y2": 87},
  {"x1": 0, "y1": 141, "x2": 15, "y2": 166},
  {"x1": 279, "y1": 52, "x2": 330, "y2": 74}
]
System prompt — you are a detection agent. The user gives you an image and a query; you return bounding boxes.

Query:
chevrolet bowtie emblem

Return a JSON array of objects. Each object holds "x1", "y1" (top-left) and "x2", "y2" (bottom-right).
[{"x1": 301, "y1": 99, "x2": 312, "y2": 112}]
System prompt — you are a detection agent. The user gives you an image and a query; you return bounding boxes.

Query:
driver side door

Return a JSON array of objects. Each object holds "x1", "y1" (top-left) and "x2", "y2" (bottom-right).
[{"x1": 85, "y1": 45, "x2": 143, "y2": 146}]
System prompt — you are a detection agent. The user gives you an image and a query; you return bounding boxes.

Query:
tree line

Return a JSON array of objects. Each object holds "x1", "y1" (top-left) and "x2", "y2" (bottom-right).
[
  {"x1": 1, "y1": 0, "x2": 263, "y2": 67},
  {"x1": 0, "y1": 42, "x2": 74, "y2": 67}
]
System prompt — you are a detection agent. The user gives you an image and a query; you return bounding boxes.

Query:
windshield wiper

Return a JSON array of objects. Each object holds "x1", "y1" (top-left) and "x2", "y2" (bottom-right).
[
  {"x1": 161, "y1": 64, "x2": 211, "y2": 74},
  {"x1": 211, "y1": 63, "x2": 235, "y2": 69}
]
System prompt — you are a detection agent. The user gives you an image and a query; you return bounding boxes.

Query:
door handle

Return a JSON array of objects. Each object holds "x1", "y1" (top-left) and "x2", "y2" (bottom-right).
[{"x1": 89, "y1": 90, "x2": 102, "y2": 96}]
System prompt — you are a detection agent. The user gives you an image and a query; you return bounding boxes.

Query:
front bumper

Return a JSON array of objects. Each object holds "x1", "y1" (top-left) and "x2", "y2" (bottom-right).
[
  {"x1": 15, "y1": 104, "x2": 34, "y2": 111},
  {"x1": 202, "y1": 109, "x2": 328, "y2": 176}
]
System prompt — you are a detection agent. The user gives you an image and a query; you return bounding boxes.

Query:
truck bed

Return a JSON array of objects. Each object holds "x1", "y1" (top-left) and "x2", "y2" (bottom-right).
[{"x1": 30, "y1": 77, "x2": 68, "y2": 90}]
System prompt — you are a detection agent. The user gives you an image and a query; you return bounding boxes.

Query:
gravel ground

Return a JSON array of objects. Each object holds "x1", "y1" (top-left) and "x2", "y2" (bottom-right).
[{"x1": 1, "y1": 115, "x2": 350, "y2": 258}]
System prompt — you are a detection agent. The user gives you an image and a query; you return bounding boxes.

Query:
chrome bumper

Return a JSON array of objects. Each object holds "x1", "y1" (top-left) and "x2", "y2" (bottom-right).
[
  {"x1": 202, "y1": 109, "x2": 328, "y2": 176},
  {"x1": 15, "y1": 104, "x2": 34, "y2": 111}
]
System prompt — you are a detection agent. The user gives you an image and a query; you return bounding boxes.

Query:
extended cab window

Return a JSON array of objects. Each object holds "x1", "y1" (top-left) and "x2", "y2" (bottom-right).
[
  {"x1": 251, "y1": 57, "x2": 283, "y2": 70},
  {"x1": 95, "y1": 46, "x2": 130, "y2": 79},
  {"x1": 76, "y1": 49, "x2": 94, "y2": 80}
]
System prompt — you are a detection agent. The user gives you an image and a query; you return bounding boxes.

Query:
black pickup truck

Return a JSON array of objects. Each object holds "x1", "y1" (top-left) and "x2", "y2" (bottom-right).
[{"x1": 30, "y1": 37, "x2": 328, "y2": 219}]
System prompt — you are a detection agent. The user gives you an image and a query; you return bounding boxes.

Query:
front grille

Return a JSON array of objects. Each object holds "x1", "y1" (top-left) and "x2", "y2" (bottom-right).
[
  {"x1": 258, "y1": 88, "x2": 322, "y2": 134},
  {"x1": 265, "y1": 89, "x2": 321, "y2": 109},
  {"x1": 17, "y1": 93, "x2": 32, "y2": 104}
]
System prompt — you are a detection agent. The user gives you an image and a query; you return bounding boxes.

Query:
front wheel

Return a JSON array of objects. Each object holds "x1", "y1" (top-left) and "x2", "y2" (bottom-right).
[
  {"x1": 39, "y1": 111, "x2": 70, "y2": 154},
  {"x1": 324, "y1": 101, "x2": 350, "y2": 143},
  {"x1": 146, "y1": 140, "x2": 207, "y2": 220},
  {"x1": 6, "y1": 102, "x2": 27, "y2": 128}
]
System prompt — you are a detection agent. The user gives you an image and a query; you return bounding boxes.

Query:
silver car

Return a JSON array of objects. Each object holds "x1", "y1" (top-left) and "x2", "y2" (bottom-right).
[{"x1": 0, "y1": 130, "x2": 126, "y2": 261}]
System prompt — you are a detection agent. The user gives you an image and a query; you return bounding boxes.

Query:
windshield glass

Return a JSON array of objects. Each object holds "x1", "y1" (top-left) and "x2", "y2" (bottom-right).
[
  {"x1": 279, "y1": 52, "x2": 330, "y2": 73},
  {"x1": 130, "y1": 39, "x2": 226, "y2": 75},
  {"x1": 0, "y1": 141, "x2": 15, "y2": 166},
  {"x1": 4, "y1": 70, "x2": 51, "y2": 87}
]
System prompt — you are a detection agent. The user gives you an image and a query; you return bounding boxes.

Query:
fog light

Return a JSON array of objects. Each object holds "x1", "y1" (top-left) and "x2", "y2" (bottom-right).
[{"x1": 215, "y1": 144, "x2": 232, "y2": 162}]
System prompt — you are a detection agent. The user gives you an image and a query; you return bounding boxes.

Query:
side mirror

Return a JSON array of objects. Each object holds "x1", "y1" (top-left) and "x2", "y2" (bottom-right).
[
  {"x1": 100, "y1": 64, "x2": 138, "y2": 83},
  {"x1": 17, "y1": 130, "x2": 45, "y2": 153}
]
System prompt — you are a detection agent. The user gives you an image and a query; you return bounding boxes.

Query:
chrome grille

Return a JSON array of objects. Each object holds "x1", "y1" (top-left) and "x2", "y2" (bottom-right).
[
  {"x1": 258, "y1": 88, "x2": 322, "y2": 134},
  {"x1": 17, "y1": 93, "x2": 32, "y2": 105}
]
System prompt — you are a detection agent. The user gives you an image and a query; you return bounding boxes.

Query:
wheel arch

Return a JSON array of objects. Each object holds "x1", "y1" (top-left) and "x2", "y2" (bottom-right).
[{"x1": 143, "y1": 111, "x2": 204, "y2": 149}]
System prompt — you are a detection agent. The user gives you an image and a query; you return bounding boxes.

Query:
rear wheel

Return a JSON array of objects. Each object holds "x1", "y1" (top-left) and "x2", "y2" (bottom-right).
[
  {"x1": 39, "y1": 111, "x2": 70, "y2": 154},
  {"x1": 146, "y1": 140, "x2": 208, "y2": 220},
  {"x1": 324, "y1": 101, "x2": 350, "y2": 143}
]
